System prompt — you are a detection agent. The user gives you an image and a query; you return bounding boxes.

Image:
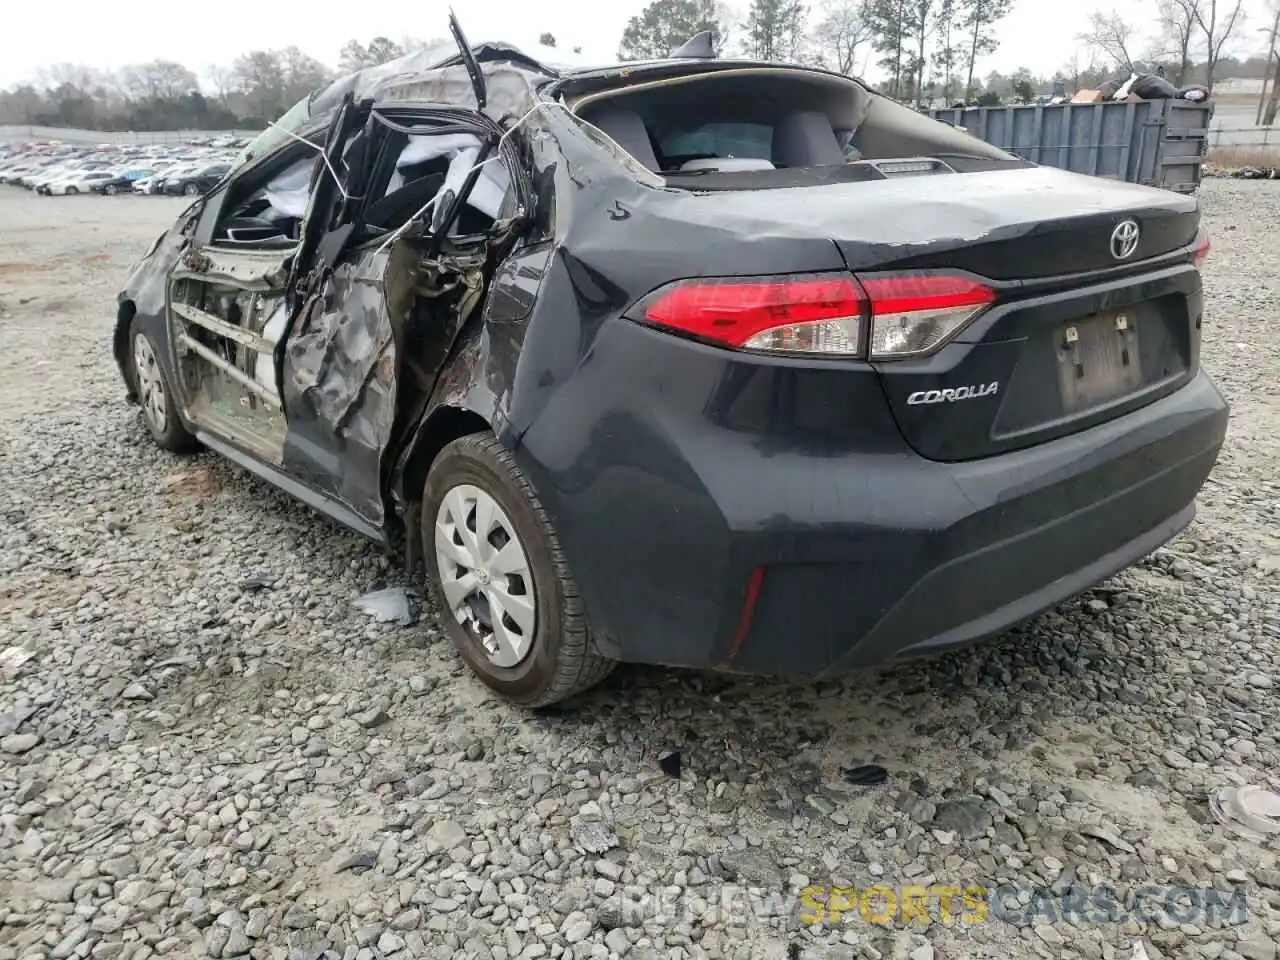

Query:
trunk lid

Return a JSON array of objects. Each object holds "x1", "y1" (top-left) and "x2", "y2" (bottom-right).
[
  {"x1": 822, "y1": 167, "x2": 1203, "y2": 463},
  {"x1": 667, "y1": 164, "x2": 1199, "y2": 281},
  {"x1": 663, "y1": 165, "x2": 1202, "y2": 462}
]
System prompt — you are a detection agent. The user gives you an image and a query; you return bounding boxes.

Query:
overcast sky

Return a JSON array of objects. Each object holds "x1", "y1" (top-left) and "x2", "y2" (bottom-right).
[{"x1": 0, "y1": 0, "x2": 1273, "y2": 90}]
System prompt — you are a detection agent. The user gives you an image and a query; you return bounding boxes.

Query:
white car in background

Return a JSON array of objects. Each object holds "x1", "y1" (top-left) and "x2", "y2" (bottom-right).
[
  {"x1": 33, "y1": 163, "x2": 109, "y2": 192},
  {"x1": 46, "y1": 170, "x2": 117, "y2": 195},
  {"x1": 24, "y1": 165, "x2": 74, "y2": 189},
  {"x1": 0, "y1": 163, "x2": 42, "y2": 184}
]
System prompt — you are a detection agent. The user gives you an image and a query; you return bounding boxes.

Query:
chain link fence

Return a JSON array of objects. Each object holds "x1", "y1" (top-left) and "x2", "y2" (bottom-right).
[{"x1": 0, "y1": 125, "x2": 261, "y2": 145}]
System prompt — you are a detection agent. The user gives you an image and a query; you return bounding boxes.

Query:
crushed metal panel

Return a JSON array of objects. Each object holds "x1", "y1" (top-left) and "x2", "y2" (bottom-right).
[
  {"x1": 171, "y1": 246, "x2": 289, "y2": 289},
  {"x1": 280, "y1": 245, "x2": 409, "y2": 526}
]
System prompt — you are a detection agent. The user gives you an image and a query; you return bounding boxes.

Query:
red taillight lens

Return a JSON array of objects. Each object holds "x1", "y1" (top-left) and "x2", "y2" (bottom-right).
[
  {"x1": 1192, "y1": 229, "x2": 1211, "y2": 268},
  {"x1": 635, "y1": 274, "x2": 867, "y2": 356},
  {"x1": 863, "y1": 273, "x2": 996, "y2": 359},
  {"x1": 630, "y1": 271, "x2": 996, "y2": 360}
]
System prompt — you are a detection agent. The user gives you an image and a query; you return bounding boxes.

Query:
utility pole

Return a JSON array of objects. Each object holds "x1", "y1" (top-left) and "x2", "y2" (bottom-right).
[{"x1": 1258, "y1": 3, "x2": 1280, "y2": 125}]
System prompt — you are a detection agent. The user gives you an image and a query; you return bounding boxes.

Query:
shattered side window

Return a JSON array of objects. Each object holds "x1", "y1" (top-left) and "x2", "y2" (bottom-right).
[
  {"x1": 364, "y1": 133, "x2": 514, "y2": 234},
  {"x1": 262, "y1": 156, "x2": 319, "y2": 221}
]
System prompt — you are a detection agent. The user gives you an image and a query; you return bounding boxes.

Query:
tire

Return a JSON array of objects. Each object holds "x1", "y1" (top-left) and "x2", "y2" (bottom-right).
[
  {"x1": 104, "y1": 184, "x2": 117, "y2": 196},
  {"x1": 183, "y1": 182, "x2": 199, "y2": 196},
  {"x1": 127, "y1": 318, "x2": 199, "y2": 454},
  {"x1": 65, "y1": 186, "x2": 78, "y2": 195},
  {"x1": 422, "y1": 433, "x2": 615, "y2": 707}
]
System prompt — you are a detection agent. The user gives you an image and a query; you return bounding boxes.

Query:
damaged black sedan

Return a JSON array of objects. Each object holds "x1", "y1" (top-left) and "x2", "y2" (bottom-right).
[{"x1": 113, "y1": 19, "x2": 1228, "y2": 706}]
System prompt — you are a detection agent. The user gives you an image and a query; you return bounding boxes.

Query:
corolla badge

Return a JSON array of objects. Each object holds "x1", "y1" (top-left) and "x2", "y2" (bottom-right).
[{"x1": 906, "y1": 382, "x2": 1000, "y2": 405}]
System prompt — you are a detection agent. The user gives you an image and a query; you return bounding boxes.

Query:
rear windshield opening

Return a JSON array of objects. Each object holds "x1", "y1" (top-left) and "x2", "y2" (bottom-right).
[
  {"x1": 569, "y1": 66, "x2": 1017, "y2": 189},
  {"x1": 573, "y1": 69, "x2": 867, "y2": 179}
]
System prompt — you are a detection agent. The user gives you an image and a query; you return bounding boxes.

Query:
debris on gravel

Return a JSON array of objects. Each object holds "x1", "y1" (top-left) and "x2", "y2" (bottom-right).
[{"x1": 2, "y1": 183, "x2": 1279, "y2": 959}]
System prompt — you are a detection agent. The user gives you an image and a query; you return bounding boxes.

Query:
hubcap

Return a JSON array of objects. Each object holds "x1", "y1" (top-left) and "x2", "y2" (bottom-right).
[
  {"x1": 132, "y1": 332, "x2": 168, "y2": 434},
  {"x1": 434, "y1": 484, "x2": 536, "y2": 668}
]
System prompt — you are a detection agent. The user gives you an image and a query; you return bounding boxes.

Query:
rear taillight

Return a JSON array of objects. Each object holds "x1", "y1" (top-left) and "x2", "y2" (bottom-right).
[
  {"x1": 1192, "y1": 229, "x2": 1211, "y2": 268},
  {"x1": 862, "y1": 274, "x2": 996, "y2": 359},
  {"x1": 629, "y1": 271, "x2": 996, "y2": 360},
  {"x1": 634, "y1": 274, "x2": 867, "y2": 356}
]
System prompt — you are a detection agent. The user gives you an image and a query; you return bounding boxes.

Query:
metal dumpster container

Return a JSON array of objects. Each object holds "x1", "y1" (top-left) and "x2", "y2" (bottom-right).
[{"x1": 926, "y1": 99, "x2": 1214, "y2": 193}]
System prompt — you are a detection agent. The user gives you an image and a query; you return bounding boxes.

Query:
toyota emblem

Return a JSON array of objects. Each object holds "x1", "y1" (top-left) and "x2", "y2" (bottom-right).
[{"x1": 1110, "y1": 219, "x2": 1140, "y2": 260}]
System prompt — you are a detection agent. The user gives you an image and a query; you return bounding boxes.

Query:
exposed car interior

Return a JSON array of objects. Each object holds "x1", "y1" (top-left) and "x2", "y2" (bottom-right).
[
  {"x1": 358, "y1": 129, "x2": 514, "y2": 237},
  {"x1": 211, "y1": 141, "x2": 322, "y2": 249},
  {"x1": 569, "y1": 67, "x2": 1013, "y2": 182}
]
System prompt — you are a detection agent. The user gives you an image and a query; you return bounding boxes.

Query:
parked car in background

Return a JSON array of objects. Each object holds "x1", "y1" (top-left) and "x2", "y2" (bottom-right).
[
  {"x1": 0, "y1": 163, "x2": 43, "y2": 184},
  {"x1": 161, "y1": 162, "x2": 232, "y2": 196},
  {"x1": 0, "y1": 139, "x2": 243, "y2": 196},
  {"x1": 145, "y1": 165, "x2": 194, "y2": 195},
  {"x1": 92, "y1": 169, "x2": 155, "y2": 195},
  {"x1": 47, "y1": 170, "x2": 118, "y2": 195}
]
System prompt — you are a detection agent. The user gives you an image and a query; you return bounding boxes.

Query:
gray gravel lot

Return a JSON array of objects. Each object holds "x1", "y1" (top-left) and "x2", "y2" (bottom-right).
[{"x1": 1, "y1": 183, "x2": 1278, "y2": 960}]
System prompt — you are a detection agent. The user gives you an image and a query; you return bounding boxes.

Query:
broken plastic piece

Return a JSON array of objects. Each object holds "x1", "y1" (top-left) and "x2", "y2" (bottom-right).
[
  {"x1": 1208, "y1": 785, "x2": 1280, "y2": 842},
  {"x1": 354, "y1": 587, "x2": 415, "y2": 625},
  {"x1": 659, "y1": 751, "x2": 682, "y2": 778},
  {"x1": 840, "y1": 764, "x2": 888, "y2": 787}
]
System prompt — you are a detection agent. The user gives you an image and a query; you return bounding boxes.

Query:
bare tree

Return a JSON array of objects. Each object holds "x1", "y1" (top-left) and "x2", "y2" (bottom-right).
[
  {"x1": 746, "y1": 0, "x2": 807, "y2": 60},
  {"x1": 120, "y1": 61, "x2": 199, "y2": 102},
  {"x1": 205, "y1": 64, "x2": 235, "y2": 106},
  {"x1": 34, "y1": 63, "x2": 102, "y2": 97},
  {"x1": 338, "y1": 37, "x2": 406, "y2": 72},
  {"x1": 1192, "y1": 0, "x2": 1247, "y2": 88},
  {"x1": 865, "y1": 0, "x2": 913, "y2": 98},
  {"x1": 811, "y1": 0, "x2": 873, "y2": 74},
  {"x1": 1079, "y1": 10, "x2": 1138, "y2": 74},
  {"x1": 932, "y1": 0, "x2": 960, "y2": 101},
  {"x1": 1154, "y1": 0, "x2": 1200, "y2": 84},
  {"x1": 1260, "y1": 0, "x2": 1280, "y2": 123},
  {"x1": 1062, "y1": 49, "x2": 1087, "y2": 94},
  {"x1": 954, "y1": 0, "x2": 1013, "y2": 100},
  {"x1": 908, "y1": 0, "x2": 936, "y2": 106}
]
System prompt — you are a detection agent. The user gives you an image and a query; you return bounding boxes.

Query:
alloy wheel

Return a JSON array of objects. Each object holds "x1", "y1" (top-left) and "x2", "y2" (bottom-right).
[
  {"x1": 132, "y1": 332, "x2": 168, "y2": 434},
  {"x1": 434, "y1": 483, "x2": 536, "y2": 668}
]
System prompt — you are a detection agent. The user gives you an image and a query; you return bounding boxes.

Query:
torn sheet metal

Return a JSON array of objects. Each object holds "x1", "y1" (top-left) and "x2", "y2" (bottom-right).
[{"x1": 280, "y1": 244, "x2": 411, "y2": 525}]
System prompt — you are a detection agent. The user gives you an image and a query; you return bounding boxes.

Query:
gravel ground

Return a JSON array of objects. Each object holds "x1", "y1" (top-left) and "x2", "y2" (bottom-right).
[{"x1": 1, "y1": 182, "x2": 1278, "y2": 960}]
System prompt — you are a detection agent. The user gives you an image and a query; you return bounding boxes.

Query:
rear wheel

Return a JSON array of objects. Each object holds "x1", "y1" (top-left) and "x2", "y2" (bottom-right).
[
  {"x1": 422, "y1": 433, "x2": 615, "y2": 707},
  {"x1": 65, "y1": 186, "x2": 78, "y2": 195},
  {"x1": 129, "y1": 319, "x2": 198, "y2": 454},
  {"x1": 183, "y1": 182, "x2": 199, "y2": 196}
]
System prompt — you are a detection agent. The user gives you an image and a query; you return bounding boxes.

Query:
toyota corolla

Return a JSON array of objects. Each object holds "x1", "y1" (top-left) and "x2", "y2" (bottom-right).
[{"x1": 112, "y1": 18, "x2": 1228, "y2": 706}]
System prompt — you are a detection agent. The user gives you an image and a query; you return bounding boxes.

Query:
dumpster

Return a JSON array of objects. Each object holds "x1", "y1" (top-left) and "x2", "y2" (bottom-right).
[{"x1": 926, "y1": 99, "x2": 1214, "y2": 193}]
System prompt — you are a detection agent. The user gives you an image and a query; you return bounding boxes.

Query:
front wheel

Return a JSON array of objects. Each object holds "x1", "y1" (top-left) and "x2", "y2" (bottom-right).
[
  {"x1": 104, "y1": 184, "x2": 117, "y2": 196},
  {"x1": 64, "y1": 186, "x2": 78, "y2": 195},
  {"x1": 422, "y1": 433, "x2": 615, "y2": 707},
  {"x1": 128, "y1": 319, "x2": 199, "y2": 454}
]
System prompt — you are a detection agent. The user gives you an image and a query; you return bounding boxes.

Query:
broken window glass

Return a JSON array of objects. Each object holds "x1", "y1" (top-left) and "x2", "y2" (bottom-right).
[{"x1": 387, "y1": 133, "x2": 512, "y2": 222}]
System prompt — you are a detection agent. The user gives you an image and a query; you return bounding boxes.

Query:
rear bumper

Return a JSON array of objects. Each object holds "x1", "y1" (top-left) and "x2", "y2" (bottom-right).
[{"x1": 516, "y1": 320, "x2": 1229, "y2": 676}]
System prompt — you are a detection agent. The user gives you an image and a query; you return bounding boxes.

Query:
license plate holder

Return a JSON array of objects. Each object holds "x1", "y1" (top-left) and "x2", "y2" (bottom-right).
[{"x1": 1057, "y1": 309, "x2": 1144, "y2": 413}]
